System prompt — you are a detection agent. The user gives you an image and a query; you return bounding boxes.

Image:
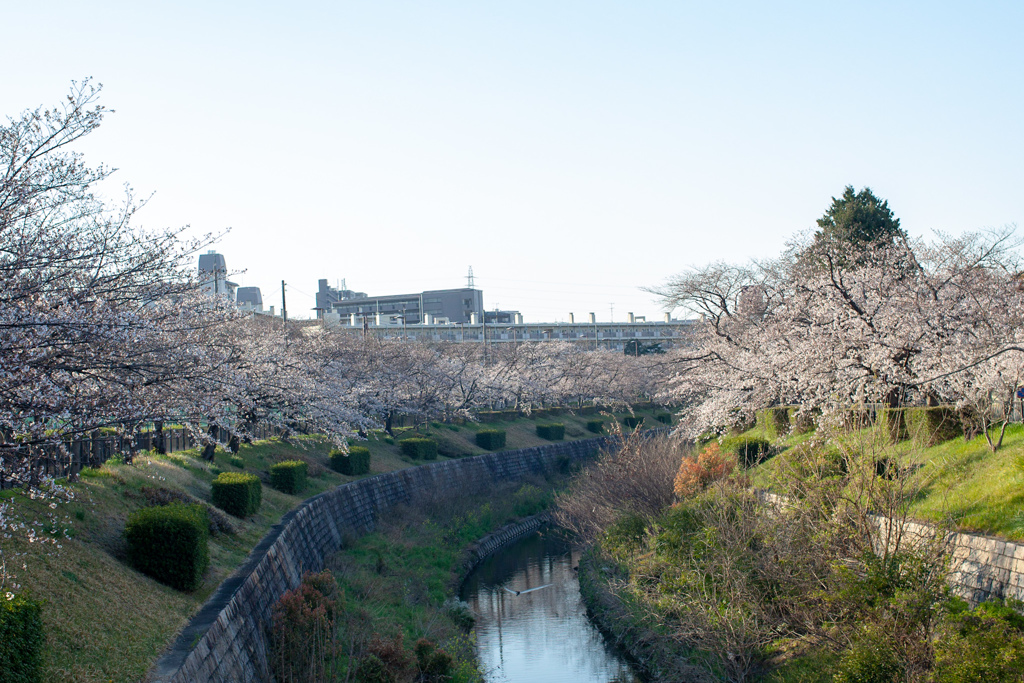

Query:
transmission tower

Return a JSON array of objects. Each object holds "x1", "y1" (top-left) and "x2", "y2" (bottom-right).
[{"x1": 466, "y1": 266, "x2": 475, "y2": 289}]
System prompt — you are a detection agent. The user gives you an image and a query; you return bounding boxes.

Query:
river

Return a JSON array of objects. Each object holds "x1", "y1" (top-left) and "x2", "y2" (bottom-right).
[{"x1": 460, "y1": 528, "x2": 641, "y2": 683}]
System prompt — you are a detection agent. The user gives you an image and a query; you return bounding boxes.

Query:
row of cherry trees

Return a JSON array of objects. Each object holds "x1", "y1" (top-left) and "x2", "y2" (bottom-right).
[
  {"x1": 0, "y1": 81, "x2": 664, "y2": 485},
  {"x1": 654, "y1": 188, "x2": 1024, "y2": 449}
]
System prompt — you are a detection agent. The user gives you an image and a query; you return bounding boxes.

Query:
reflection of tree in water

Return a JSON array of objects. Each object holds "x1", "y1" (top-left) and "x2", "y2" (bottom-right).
[{"x1": 461, "y1": 530, "x2": 640, "y2": 683}]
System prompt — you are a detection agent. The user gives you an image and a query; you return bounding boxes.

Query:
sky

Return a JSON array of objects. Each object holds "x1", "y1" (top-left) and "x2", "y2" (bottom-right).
[{"x1": 3, "y1": 1, "x2": 1023, "y2": 321}]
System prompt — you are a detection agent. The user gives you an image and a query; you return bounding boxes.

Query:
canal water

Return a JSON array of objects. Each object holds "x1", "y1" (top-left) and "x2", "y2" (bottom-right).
[{"x1": 460, "y1": 528, "x2": 641, "y2": 683}]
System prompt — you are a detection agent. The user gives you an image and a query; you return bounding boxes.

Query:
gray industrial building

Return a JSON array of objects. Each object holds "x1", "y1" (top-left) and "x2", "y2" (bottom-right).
[{"x1": 315, "y1": 279, "x2": 488, "y2": 325}]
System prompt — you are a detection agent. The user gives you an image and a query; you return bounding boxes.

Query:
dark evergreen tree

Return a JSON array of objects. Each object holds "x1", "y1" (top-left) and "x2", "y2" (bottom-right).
[{"x1": 813, "y1": 185, "x2": 906, "y2": 253}]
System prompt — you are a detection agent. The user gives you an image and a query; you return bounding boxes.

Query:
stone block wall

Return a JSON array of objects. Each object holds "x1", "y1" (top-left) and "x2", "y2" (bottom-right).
[{"x1": 149, "y1": 436, "x2": 612, "y2": 683}]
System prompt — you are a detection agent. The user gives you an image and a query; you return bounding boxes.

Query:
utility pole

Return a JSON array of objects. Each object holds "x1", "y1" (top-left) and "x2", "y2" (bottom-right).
[{"x1": 281, "y1": 280, "x2": 288, "y2": 323}]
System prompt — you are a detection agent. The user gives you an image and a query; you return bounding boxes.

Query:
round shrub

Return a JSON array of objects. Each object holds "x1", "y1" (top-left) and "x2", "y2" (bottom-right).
[
  {"x1": 211, "y1": 471, "x2": 262, "y2": 518},
  {"x1": 536, "y1": 423, "x2": 565, "y2": 441},
  {"x1": 622, "y1": 416, "x2": 644, "y2": 429},
  {"x1": 0, "y1": 592, "x2": 44, "y2": 683},
  {"x1": 330, "y1": 446, "x2": 371, "y2": 475},
  {"x1": 656, "y1": 413, "x2": 673, "y2": 425},
  {"x1": 125, "y1": 502, "x2": 209, "y2": 591},
  {"x1": 475, "y1": 429, "x2": 506, "y2": 451},
  {"x1": 229, "y1": 455, "x2": 245, "y2": 469},
  {"x1": 399, "y1": 438, "x2": 437, "y2": 460},
  {"x1": 270, "y1": 460, "x2": 308, "y2": 494},
  {"x1": 586, "y1": 419, "x2": 605, "y2": 434}
]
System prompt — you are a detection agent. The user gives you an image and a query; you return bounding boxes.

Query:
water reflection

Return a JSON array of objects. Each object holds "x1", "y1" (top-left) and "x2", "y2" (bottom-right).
[{"x1": 460, "y1": 529, "x2": 641, "y2": 683}]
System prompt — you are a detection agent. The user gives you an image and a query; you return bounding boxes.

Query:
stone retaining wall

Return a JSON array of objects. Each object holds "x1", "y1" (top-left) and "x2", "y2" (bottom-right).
[{"x1": 149, "y1": 436, "x2": 613, "y2": 683}]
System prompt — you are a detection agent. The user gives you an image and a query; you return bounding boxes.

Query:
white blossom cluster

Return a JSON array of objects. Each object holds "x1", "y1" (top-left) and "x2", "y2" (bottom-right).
[{"x1": 655, "y1": 228, "x2": 1024, "y2": 442}]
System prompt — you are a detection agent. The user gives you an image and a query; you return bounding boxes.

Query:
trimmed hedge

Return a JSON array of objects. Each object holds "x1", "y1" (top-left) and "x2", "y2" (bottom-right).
[
  {"x1": 400, "y1": 438, "x2": 438, "y2": 460},
  {"x1": 475, "y1": 430, "x2": 506, "y2": 451},
  {"x1": 330, "y1": 446, "x2": 371, "y2": 475},
  {"x1": 757, "y1": 408, "x2": 791, "y2": 439},
  {"x1": 536, "y1": 424, "x2": 565, "y2": 441},
  {"x1": 728, "y1": 437, "x2": 773, "y2": 468},
  {"x1": 880, "y1": 408, "x2": 909, "y2": 443},
  {"x1": 586, "y1": 419, "x2": 605, "y2": 434},
  {"x1": 0, "y1": 592, "x2": 44, "y2": 683},
  {"x1": 905, "y1": 406, "x2": 962, "y2": 446},
  {"x1": 125, "y1": 502, "x2": 209, "y2": 591},
  {"x1": 788, "y1": 407, "x2": 817, "y2": 434},
  {"x1": 622, "y1": 416, "x2": 644, "y2": 429},
  {"x1": 229, "y1": 455, "x2": 245, "y2": 469},
  {"x1": 270, "y1": 460, "x2": 308, "y2": 494},
  {"x1": 656, "y1": 413, "x2": 673, "y2": 425},
  {"x1": 211, "y1": 472, "x2": 262, "y2": 518}
]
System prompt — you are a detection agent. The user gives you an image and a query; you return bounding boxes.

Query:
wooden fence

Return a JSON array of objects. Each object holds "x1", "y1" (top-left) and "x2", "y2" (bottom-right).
[{"x1": 0, "y1": 423, "x2": 280, "y2": 490}]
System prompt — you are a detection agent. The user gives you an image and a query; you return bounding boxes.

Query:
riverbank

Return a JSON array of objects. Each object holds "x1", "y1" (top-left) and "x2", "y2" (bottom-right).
[
  {"x1": 577, "y1": 546, "x2": 713, "y2": 683},
  {"x1": 316, "y1": 478, "x2": 558, "y2": 681}
]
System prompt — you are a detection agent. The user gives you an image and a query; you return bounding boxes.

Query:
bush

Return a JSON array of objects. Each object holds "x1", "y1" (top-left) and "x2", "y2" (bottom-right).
[
  {"x1": 656, "y1": 413, "x2": 673, "y2": 425},
  {"x1": 330, "y1": 446, "x2": 371, "y2": 475},
  {"x1": 833, "y1": 624, "x2": 904, "y2": 683},
  {"x1": 756, "y1": 407, "x2": 790, "y2": 439},
  {"x1": 270, "y1": 460, "x2": 308, "y2": 494},
  {"x1": 673, "y1": 442, "x2": 735, "y2": 497},
  {"x1": 125, "y1": 502, "x2": 209, "y2": 591},
  {"x1": 727, "y1": 437, "x2": 772, "y2": 468},
  {"x1": 622, "y1": 416, "x2": 644, "y2": 429},
  {"x1": 210, "y1": 472, "x2": 262, "y2": 518},
  {"x1": 880, "y1": 407, "x2": 908, "y2": 443},
  {"x1": 0, "y1": 593, "x2": 44, "y2": 683},
  {"x1": 933, "y1": 599, "x2": 1024, "y2": 682},
  {"x1": 355, "y1": 654, "x2": 393, "y2": 683},
  {"x1": 229, "y1": 455, "x2": 245, "y2": 469},
  {"x1": 475, "y1": 429, "x2": 506, "y2": 450},
  {"x1": 270, "y1": 570, "x2": 339, "y2": 683},
  {"x1": 414, "y1": 639, "x2": 454, "y2": 682},
  {"x1": 536, "y1": 423, "x2": 565, "y2": 440},
  {"x1": 400, "y1": 438, "x2": 437, "y2": 460},
  {"x1": 586, "y1": 419, "x2": 605, "y2": 434},
  {"x1": 788, "y1": 407, "x2": 817, "y2": 434},
  {"x1": 905, "y1": 406, "x2": 962, "y2": 446}
]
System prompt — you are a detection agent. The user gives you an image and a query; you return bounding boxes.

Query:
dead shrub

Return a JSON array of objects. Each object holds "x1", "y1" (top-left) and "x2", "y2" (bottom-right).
[
  {"x1": 554, "y1": 427, "x2": 683, "y2": 542},
  {"x1": 673, "y1": 442, "x2": 736, "y2": 497},
  {"x1": 270, "y1": 570, "x2": 340, "y2": 683}
]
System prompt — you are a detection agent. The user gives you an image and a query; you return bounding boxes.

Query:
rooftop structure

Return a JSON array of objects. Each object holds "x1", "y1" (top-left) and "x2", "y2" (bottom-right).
[
  {"x1": 198, "y1": 251, "x2": 238, "y2": 300},
  {"x1": 316, "y1": 279, "x2": 485, "y2": 324}
]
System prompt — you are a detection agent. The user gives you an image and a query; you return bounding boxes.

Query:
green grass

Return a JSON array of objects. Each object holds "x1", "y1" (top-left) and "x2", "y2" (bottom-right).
[
  {"x1": 738, "y1": 420, "x2": 1024, "y2": 540},
  {"x1": 3, "y1": 436, "x2": 362, "y2": 683}
]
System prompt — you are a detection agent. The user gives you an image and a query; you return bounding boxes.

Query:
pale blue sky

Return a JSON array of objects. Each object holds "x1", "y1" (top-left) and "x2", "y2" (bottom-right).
[{"x1": 4, "y1": 1, "x2": 1022, "y2": 320}]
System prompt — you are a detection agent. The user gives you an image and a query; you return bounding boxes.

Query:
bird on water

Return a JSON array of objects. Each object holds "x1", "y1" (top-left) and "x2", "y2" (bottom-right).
[{"x1": 502, "y1": 584, "x2": 552, "y2": 596}]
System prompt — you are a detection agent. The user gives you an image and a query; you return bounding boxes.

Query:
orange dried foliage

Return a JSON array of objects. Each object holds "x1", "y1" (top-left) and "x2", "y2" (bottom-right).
[{"x1": 673, "y1": 442, "x2": 735, "y2": 497}]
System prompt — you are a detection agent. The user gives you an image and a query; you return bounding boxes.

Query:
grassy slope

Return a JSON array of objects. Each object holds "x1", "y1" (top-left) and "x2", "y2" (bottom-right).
[
  {"x1": 742, "y1": 421, "x2": 1024, "y2": 541},
  {"x1": 2, "y1": 408, "x2": 661, "y2": 682}
]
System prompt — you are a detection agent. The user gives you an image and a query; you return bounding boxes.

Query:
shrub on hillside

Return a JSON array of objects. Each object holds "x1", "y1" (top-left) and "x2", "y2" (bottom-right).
[
  {"x1": 905, "y1": 406, "x2": 962, "y2": 446},
  {"x1": 933, "y1": 599, "x2": 1024, "y2": 682},
  {"x1": 229, "y1": 455, "x2": 245, "y2": 469},
  {"x1": 400, "y1": 438, "x2": 438, "y2": 460},
  {"x1": 586, "y1": 419, "x2": 605, "y2": 434},
  {"x1": 415, "y1": 638, "x2": 454, "y2": 682},
  {"x1": 211, "y1": 472, "x2": 262, "y2": 518},
  {"x1": 475, "y1": 429, "x2": 506, "y2": 451},
  {"x1": 656, "y1": 413, "x2": 673, "y2": 425},
  {"x1": 270, "y1": 460, "x2": 308, "y2": 494},
  {"x1": 727, "y1": 437, "x2": 773, "y2": 468},
  {"x1": 125, "y1": 502, "x2": 209, "y2": 591},
  {"x1": 756, "y1": 407, "x2": 790, "y2": 439},
  {"x1": 880, "y1": 407, "x2": 909, "y2": 443},
  {"x1": 331, "y1": 446, "x2": 371, "y2": 475},
  {"x1": 622, "y1": 416, "x2": 644, "y2": 429},
  {"x1": 0, "y1": 592, "x2": 44, "y2": 683},
  {"x1": 673, "y1": 442, "x2": 735, "y2": 497},
  {"x1": 536, "y1": 424, "x2": 565, "y2": 440}
]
